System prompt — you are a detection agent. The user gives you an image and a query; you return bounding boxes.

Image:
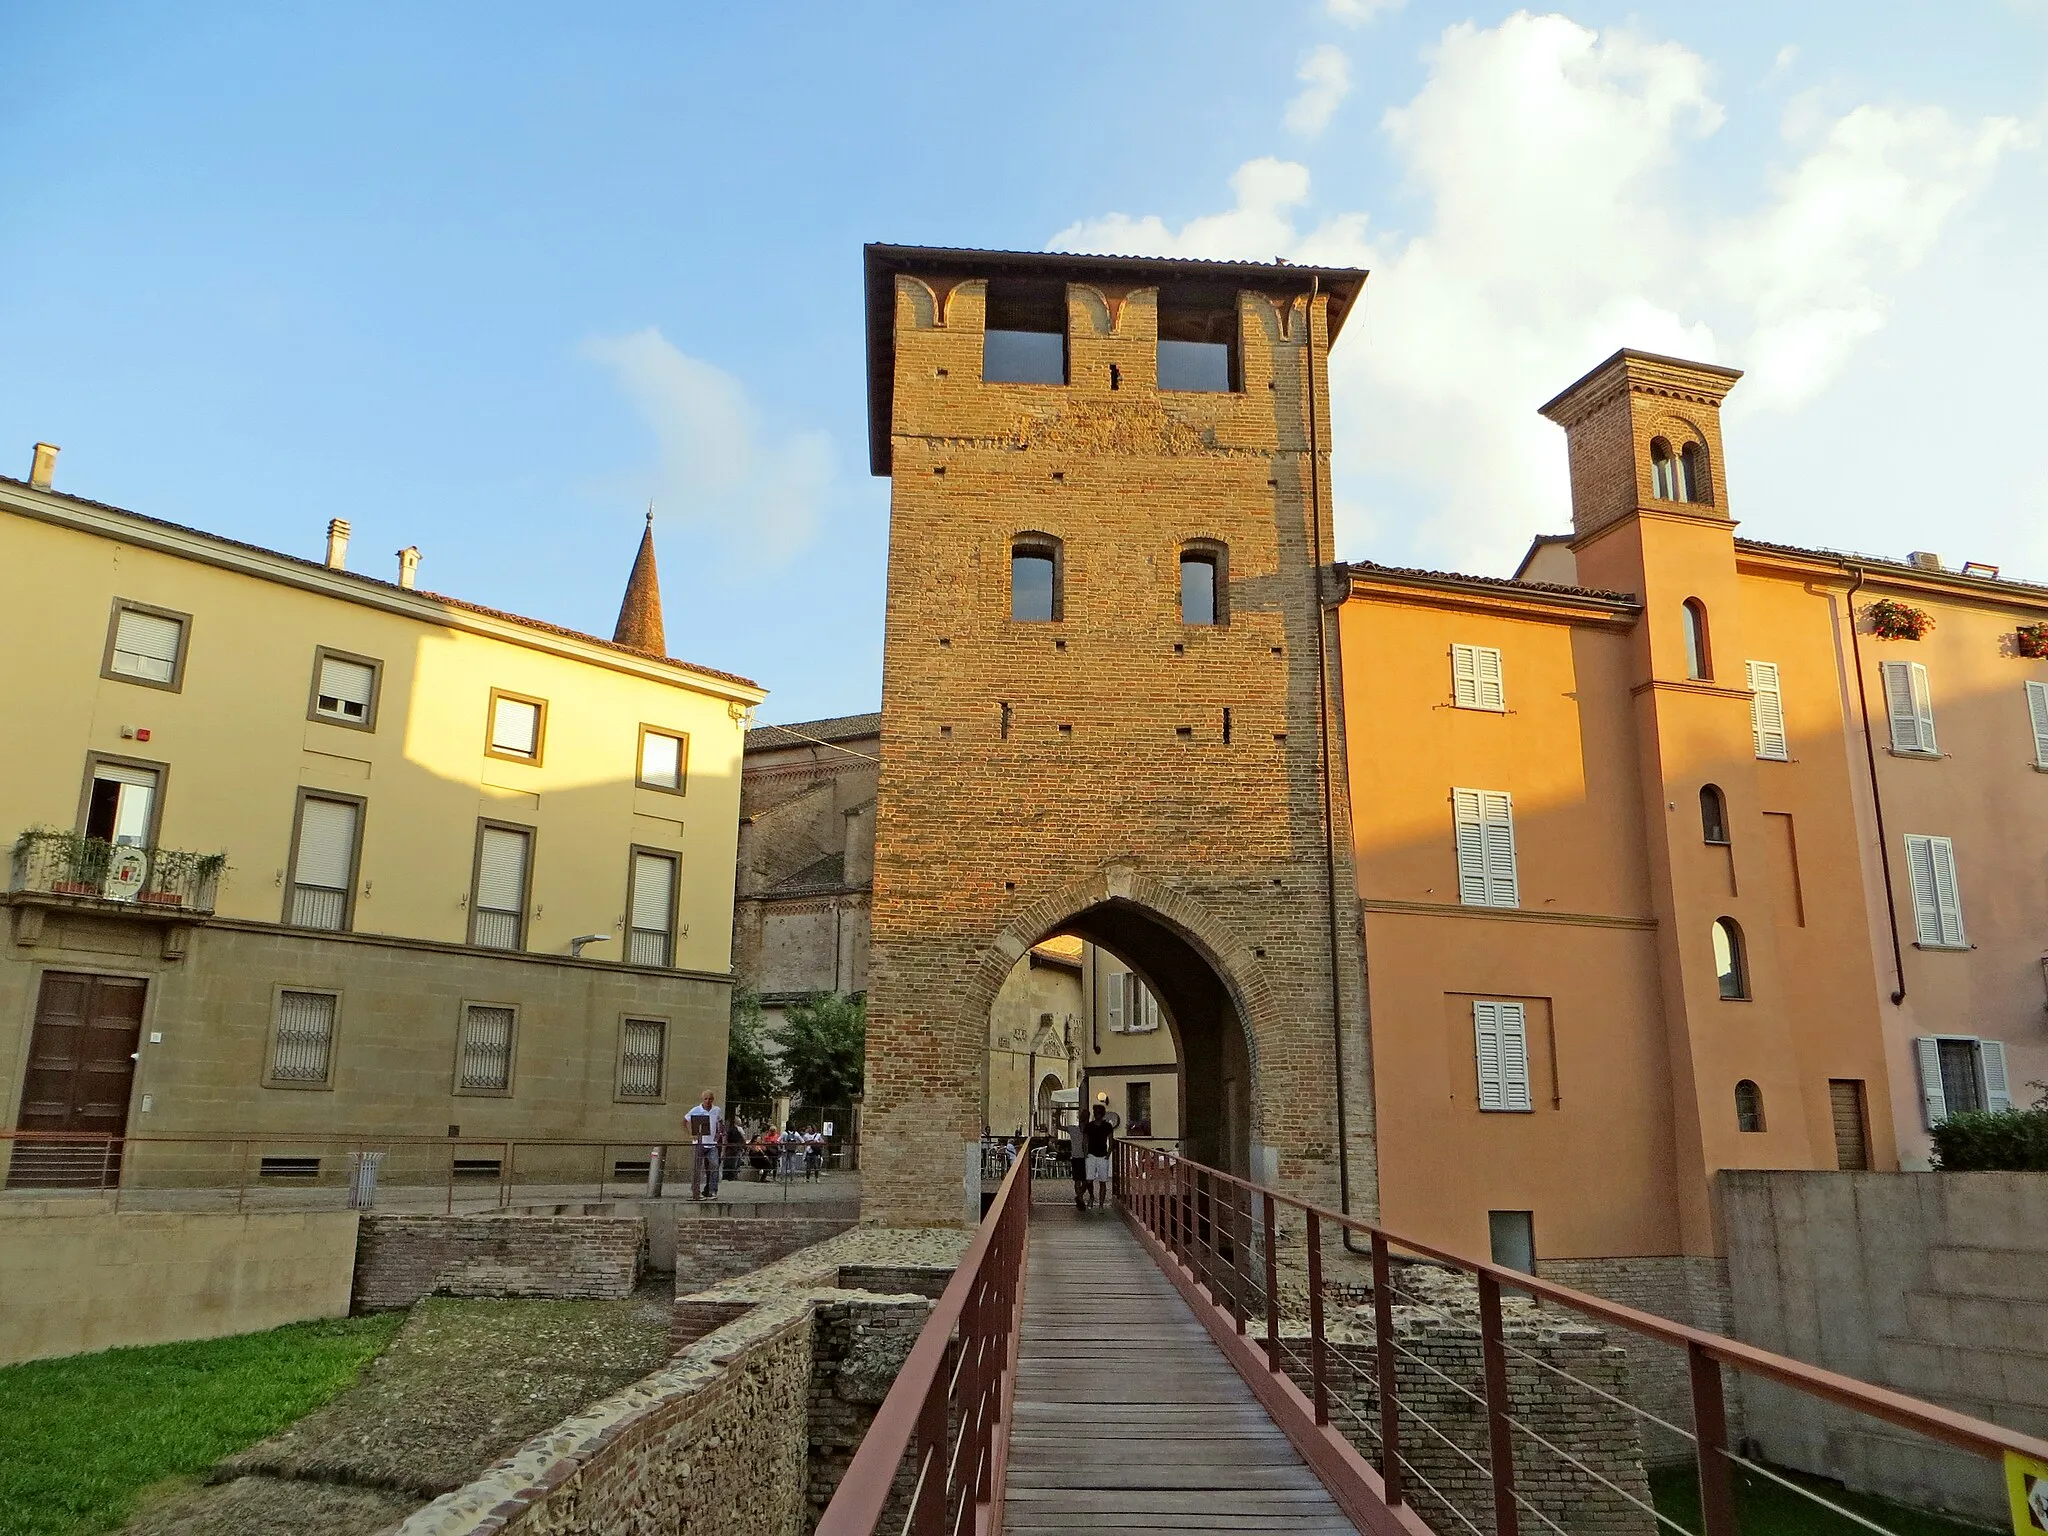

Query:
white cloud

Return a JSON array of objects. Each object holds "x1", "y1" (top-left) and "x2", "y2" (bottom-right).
[
  {"x1": 1049, "y1": 11, "x2": 2024, "y2": 576},
  {"x1": 580, "y1": 328, "x2": 833, "y2": 564},
  {"x1": 1286, "y1": 45, "x2": 1352, "y2": 138},
  {"x1": 1327, "y1": 0, "x2": 1403, "y2": 24}
]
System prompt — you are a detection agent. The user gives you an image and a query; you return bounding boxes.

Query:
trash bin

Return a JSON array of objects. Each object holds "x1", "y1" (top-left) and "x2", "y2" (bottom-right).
[{"x1": 347, "y1": 1151, "x2": 385, "y2": 1210}]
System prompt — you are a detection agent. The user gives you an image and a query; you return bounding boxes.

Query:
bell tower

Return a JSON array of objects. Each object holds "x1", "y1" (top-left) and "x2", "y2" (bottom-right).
[{"x1": 859, "y1": 245, "x2": 1378, "y2": 1227}]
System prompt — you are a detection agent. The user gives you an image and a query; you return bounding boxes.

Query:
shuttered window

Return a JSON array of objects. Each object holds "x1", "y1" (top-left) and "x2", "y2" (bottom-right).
[
  {"x1": 1452, "y1": 645, "x2": 1505, "y2": 711},
  {"x1": 472, "y1": 825, "x2": 531, "y2": 950},
  {"x1": 1106, "y1": 973, "x2": 1126, "y2": 1033},
  {"x1": 1881, "y1": 661, "x2": 1938, "y2": 755},
  {"x1": 314, "y1": 654, "x2": 378, "y2": 725},
  {"x1": 1473, "y1": 1001, "x2": 1533, "y2": 1112},
  {"x1": 638, "y1": 729, "x2": 686, "y2": 791},
  {"x1": 290, "y1": 796, "x2": 359, "y2": 930},
  {"x1": 456, "y1": 1004, "x2": 515, "y2": 1092},
  {"x1": 1747, "y1": 661, "x2": 1788, "y2": 760},
  {"x1": 108, "y1": 606, "x2": 186, "y2": 685},
  {"x1": 618, "y1": 1018, "x2": 667, "y2": 1099},
  {"x1": 627, "y1": 850, "x2": 676, "y2": 966},
  {"x1": 1903, "y1": 834, "x2": 1966, "y2": 948},
  {"x1": 488, "y1": 693, "x2": 543, "y2": 759},
  {"x1": 270, "y1": 991, "x2": 338, "y2": 1084},
  {"x1": 1915, "y1": 1036, "x2": 2011, "y2": 1126},
  {"x1": 1453, "y1": 788, "x2": 1518, "y2": 907},
  {"x1": 2026, "y1": 681, "x2": 2048, "y2": 769}
]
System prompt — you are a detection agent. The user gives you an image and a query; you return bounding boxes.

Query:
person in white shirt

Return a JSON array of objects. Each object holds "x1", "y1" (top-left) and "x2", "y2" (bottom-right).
[{"x1": 687, "y1": 1090, "x2": 724, "y2": 1200}]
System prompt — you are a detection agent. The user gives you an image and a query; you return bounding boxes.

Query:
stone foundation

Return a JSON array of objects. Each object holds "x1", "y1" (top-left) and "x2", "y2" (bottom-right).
[{"x1": 352, "y1": 1214, "x2": 645, "y2": 1312}]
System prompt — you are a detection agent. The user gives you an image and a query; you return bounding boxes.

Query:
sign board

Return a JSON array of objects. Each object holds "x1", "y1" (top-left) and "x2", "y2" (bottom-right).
[
  {"x1": 102, "y1": 848, "x2": 147, "y2": 903},
  {"x1": 2011, "y1": 1450, "x2": 2048, "y2": 1536},
  {"x1": 822, "y1": 1122, "x2": 834, "y2": 1137}
]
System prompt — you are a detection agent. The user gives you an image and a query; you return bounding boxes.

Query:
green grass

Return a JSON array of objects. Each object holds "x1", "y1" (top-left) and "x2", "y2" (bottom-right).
[
  {"x1": 1651, "y1": 1462, "x2": 1999, "y2": 1536},
  {"x1": 0, "y1": 1314, "x2": 402, "y2": 1536}
]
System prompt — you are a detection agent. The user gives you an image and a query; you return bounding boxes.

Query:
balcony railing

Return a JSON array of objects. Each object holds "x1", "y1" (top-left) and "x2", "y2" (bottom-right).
[{"x1": 9, "y1": 829, "x2": 224, "y2": 916}]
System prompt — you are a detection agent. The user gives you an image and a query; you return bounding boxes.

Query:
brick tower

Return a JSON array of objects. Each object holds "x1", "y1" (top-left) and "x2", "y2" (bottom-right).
[{"x1": 860, "y1": 245, "x2": 1376, "y2": 1227}]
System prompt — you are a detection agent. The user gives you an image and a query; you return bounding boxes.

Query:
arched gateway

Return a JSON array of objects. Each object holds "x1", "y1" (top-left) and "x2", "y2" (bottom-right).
[{"x1": 859, "y1": 245, "x2": 1379, "y2": 1228}]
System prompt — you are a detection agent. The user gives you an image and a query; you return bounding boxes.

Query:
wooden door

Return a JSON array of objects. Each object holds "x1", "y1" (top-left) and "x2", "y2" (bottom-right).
[
  {"x1": 1829, "y1": 1079, "x2": 1871, "y2": 1172},
  {"x1": 7, "y1": 971, "x2": 147, "y2": 1188}
]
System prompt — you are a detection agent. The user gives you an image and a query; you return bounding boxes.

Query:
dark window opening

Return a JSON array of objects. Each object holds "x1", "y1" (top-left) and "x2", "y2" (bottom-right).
[
  {"x1": 1683, "y1": 598, "x2": 1712, "y2": 680},
  {"x1": 1181, "y1": 555, "x2": 1217, "y2": 625},
  {"x1": 1735, "y1": 1079, "x2": 1765, "y2": 1132},
  {"x1": 1488, "y1": 1210, "x2": 1535, "y2": 1276},
  {"x1": 983, "y1": 280, "x2": 1067, "y2": 385},
  {"x1": 1157, "y1": 291, "x2": 1240, "y2": 392},
  {"x1": 1700, "y1": 784, "x2": 1729, "y2": 845},
  {"x1": 453, "y1": 1157, "x2": 504, "y2": 1181},
  {"x1": 1011, "y1": 537, "x2": 1061, "y2": 622},
  {"x1": 1127, "y1": 1081, "x2": 1153, "y2": 1137},
  {"x1": 1222, "y1": 707, "x2": 1233, "y2": 744},
  {"x1": 259, "y1": 1156, "x2": 320, "y2": 1179},
  {"x1": 1000, "y1": 702, "x2": 1012, "y2": 739},
  {"x1": 1936, "y1": 1040, "x2": 1986, "y2": 1115},
  {"x1": 1109, "y1": 363, "x2": 1121, "y2": 391},
  {"x1": 1681, "y1": 442, "x2": 1709, "y2": 503},
  {"x1": 1651, "y1": 437, "x2": 1678, "y2": 500},
  {"x1": 1713, "y1": 918, "x2": 1748, "y2": 1000}
]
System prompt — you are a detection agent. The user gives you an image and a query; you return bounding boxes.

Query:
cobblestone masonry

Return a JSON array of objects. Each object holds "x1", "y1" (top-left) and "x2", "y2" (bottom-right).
[
  {"x1": 351, "y1": 1215, "x2": 644, "y2": 1312},
  {"x1": 864, "y1": 255, "x2": 1376, "y2": 1227}
]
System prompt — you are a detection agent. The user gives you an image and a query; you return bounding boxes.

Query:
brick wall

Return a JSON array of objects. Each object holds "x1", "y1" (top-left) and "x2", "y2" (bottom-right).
[
  {"x1": 833, "y1": 1264, "x2": 954, "y2": 1299},
  {"x1": 351, "y1": 1214, "x2": 644, "y2": 1312},
  {"x1": 672, "y1": 1215, "x2": 855, "y2": 1291},
  {"x1": 865, "y1": 263, "x2": 1376, "y2": 1228}
]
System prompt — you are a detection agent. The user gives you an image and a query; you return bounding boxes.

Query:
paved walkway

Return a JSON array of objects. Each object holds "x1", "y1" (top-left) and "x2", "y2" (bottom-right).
[{"x1": 1005, "y1": 1200, "x2": 1361, "y2": 1534}]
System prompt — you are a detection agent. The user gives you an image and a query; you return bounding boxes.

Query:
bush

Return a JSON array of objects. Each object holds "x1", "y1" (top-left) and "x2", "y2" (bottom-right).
[{"x1": 1930, "y1": 1100, "x2": 2048, "y2": 1172}]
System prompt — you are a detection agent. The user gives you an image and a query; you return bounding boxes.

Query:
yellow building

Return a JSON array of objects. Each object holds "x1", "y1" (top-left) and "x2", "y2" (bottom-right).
[{"x1": 0, "y1": 449, "x2": 764, "y2": 1189}]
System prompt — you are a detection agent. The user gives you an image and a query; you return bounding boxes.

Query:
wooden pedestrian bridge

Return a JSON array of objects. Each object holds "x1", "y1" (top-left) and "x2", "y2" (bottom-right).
[{"x1": 817, "y1": 1146, "x2": 2047, "y2": 1536}]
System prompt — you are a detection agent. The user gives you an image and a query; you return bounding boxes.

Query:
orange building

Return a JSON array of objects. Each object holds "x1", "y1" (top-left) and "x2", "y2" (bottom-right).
[{"x1": 1344, "y1": 348, "x2": 2048, "y2": 1322}]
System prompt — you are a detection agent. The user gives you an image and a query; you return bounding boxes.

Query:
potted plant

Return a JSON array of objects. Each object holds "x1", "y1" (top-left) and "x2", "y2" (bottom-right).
[
  {"x1": 1866, "y1": 597, "x2": 1935, "y2": 641},
  {"x1": 2017, "y1": 622, "x2": 2048, "y2": 659}
]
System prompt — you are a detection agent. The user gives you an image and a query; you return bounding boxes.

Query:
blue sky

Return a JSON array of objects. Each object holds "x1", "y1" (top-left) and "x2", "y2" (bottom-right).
[{"x1": 4, "y1": 4, "x2": 2043, "y2": 723}]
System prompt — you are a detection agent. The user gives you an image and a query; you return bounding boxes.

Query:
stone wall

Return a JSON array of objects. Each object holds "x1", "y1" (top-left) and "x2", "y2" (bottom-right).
[
  {"x1": 0, "y1": 1204, "x2": 358, "y2": 1365},
  {"x1": 1721, "y1": 1169, "x2": 2048, "y2": 1522},
  {"x1": 806, "y1": 1296, "x2": 932, "y2": 1524},
  {"x1": 352, "y1": 1214, "x2": 643, "y2": 1312},
  {"x1": 672, "y1": 1214, "x2": 855, "y2": 1290}
]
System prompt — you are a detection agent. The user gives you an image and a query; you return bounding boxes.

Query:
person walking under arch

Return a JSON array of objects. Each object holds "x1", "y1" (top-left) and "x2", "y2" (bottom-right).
[{"x1": 1083, "y1": 1102, "x2": 1116, "y2": 1210}]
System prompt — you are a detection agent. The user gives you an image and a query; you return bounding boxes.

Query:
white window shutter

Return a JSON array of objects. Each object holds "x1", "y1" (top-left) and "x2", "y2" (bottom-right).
[
  {"x1": 1747, "y1": 661, "x2": 1788, "y2": 760},
  {"x1": 1979, "y1": 1040, "x2": 2012, "y2": 1112},
  {"x1": 640, "y1": 731, "x2": 681, "y2": 787},
  {"x1": 1482, "y1": 791, "x2": 1518, "y2": 907},
  {"x1": 1476, "y1": 647, "x2": 1504, "y2": 710},
  {"x1": 1453, "y1": 645, "x2": 1478, "y2": 708},
  {"x1": 295, "y1": 798, "x2": 358, "y2": 889},
  {"x1": 1498, "y1": 1002, "x2": 1532, "y2": 1111},
  {"x1": 1106, "y1": 973, "x2": 1125, "y2": 1033},
  {"x1": 1909, "y1": 663, "x2": 1937, "y2": 754},
  {"x1": 1915, "y1": 1037, "x2": 1948, "y2": 1126},
  {"x1": 1454, "y1": 789, "x2": 1489, "y2": 905},
  {"x1": 1929, "y1": 837, "x2": 1966, "y2": 947},
  {"x1": 113, "y1": 609, "x2": 183, "y2": 681},
  {"x1": 630, "y1": 852, "x2": 674, "y2": 932},
  {"x1": 1473, "y1": 1002, "x2": 1505, "y2": 1110},
  {"x1": 490, "y1": 697, "x2": 539, "y2": 756},
  {"x1": 1882, "y1": 662, "x2": 1918, "y2": 752},
  {"x1": 1904, "y1": 835, "x2": 1941, "y2": 946},
  {"x1": 476, "y1": 827, "x2": 529, "y2": 914},
  {"x1": 2026, "y1": 681, "x2": 2048, "y2": 769}
]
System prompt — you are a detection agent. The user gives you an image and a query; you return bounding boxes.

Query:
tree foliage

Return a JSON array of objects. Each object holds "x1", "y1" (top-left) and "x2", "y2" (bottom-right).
[
  {"x1": 725, "y1": 988, "x2": 783, "y2": 1104},
  {"x1": 779, "y1": 991, "x2": 866, "y2": 1106}
]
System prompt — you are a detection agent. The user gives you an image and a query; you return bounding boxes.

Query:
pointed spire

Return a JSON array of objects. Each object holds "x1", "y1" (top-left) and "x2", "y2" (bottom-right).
[{"x1": 612, "y1": 505, "x2": 667, "y2": 655}]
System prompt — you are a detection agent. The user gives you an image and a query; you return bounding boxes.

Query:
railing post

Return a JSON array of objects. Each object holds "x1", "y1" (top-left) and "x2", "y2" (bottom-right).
[
  {"x1": 1690, "y1": 1342, "x2": 1738, "y2": 1536},
  {"x1": 1371, "y1": 1231, "x2": 1404, "y2": 1505},
  {"x1": 1307, "y1": 1210, "x2": 1329, "y2": 1425},
  {"x1": 1262, "y1": 1189, "x2": 1281, "y2": 1372},
  {"x1": 1478, "y1": 1272, "x2": 1520, "y2": 1536}
]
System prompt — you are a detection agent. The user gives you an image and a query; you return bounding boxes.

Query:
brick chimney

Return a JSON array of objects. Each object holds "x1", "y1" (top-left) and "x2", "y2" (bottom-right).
[
  {"x1": 28, "y1": 443, "x2": 58, "y2": 489},
  {"x1": 396, "y1": 546, "x2": 421, "y2": 589},
  {"x1": 325, "y1": 519, "x2": 351, "y2": 570}
]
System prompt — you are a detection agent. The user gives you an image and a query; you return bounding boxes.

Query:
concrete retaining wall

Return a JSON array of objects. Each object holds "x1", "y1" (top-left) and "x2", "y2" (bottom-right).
[
  {"x1": 1721, "y1": 1169, "x2": 2048, "y2": 1522},
  {"x1": 351, "y1": 1213, "x2": 644, "y2": 1311},
  {"x1": 0, "y1": 1203, "x2": 358, "y2": 1364}
]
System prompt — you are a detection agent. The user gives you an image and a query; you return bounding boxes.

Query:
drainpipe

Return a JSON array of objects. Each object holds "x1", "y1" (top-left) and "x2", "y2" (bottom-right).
[
  {"x1": 1304, "y1": 275, "x2": 1363, "y2": 1249},
  {"x1": 1848, "y1": 567, "x2": 1908, "y2": 1005}
]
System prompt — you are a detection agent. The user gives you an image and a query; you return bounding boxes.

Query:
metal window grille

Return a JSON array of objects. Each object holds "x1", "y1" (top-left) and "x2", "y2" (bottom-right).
[
  {"x1": 271, "y1": 990, "x2": 337, "y2": 1082},
  {"x1": 458, "y1": 1005, "x2": 515, "y2": 1091},
  {"x1": 619, "y1": 1018, "x2": 666, "y2": 1098}
]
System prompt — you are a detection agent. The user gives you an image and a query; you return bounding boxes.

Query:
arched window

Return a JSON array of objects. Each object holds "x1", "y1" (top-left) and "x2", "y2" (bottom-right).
[
  {"x1": 1179, "y1": 541, "x2": 1228, "y2": 626},
  {"x1": 1683, "y1": 599, "x2": 1711, "y2": 680},
  {"x1": 1650, "y1": 438, "x2": 1678, "y2": 500},
  {"x1": 1680, "y1": 442, "x2": 1709, "y2": 504},
  {"x1": 1011, "y1": 534, "x2": 1062, "y2": 622},
  {"x1": 1700, "y1": 785, "x2": 1729, "y2": 845},
  {"x1": 1713, "y1": 918, "x2": 1748, "y2": 1000},
  {"x1": 1735, "y1": 1079, "x2": 1765, "y2": 1132}
]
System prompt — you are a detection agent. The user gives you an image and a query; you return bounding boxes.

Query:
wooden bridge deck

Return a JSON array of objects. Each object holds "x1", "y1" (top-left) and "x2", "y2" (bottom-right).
[{"x1": 1004, "y1": 1199, "x2": 1361, "y2": 1534}]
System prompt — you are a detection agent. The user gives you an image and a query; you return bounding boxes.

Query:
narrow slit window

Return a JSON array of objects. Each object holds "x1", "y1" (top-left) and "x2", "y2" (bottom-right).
[
  {"x1": 1683, "y1": 600, "x2": 1711, "y2": 681},
  {"x1": 1680, "y1": 443, "x2": 1708, "y2": 503},
  {"x1": 1713, "y1": 918, "x2": 1748, "y2": 1000},
  {"x1": 1700, "y1": 785, "x2": 1729, "y2": 845}
]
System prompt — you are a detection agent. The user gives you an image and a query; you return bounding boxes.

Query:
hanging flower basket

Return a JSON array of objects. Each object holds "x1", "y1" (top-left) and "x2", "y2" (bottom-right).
[
  {"x1": 1866, "y1": 598, "x2": 1935, "y2": 641},
  {"x1": 2017, "y1": 623, "x2": 2048, "y2": 660}
]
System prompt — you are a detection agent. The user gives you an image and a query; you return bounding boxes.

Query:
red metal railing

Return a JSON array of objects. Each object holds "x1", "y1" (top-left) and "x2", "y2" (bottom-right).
[
  {"x1": 816, "y1": 1140, "x2": 1033, "y2": 1536},
  {"x1": 1119, "y1": 1144, "x2": 2048, "y2": 1536}
]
